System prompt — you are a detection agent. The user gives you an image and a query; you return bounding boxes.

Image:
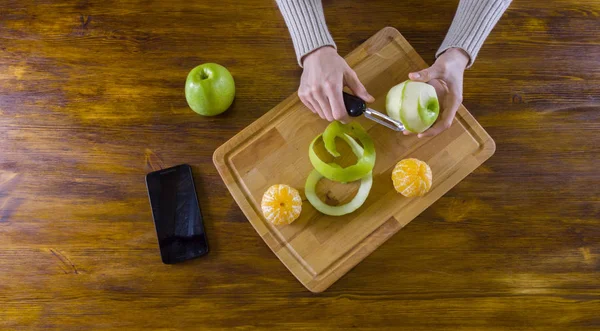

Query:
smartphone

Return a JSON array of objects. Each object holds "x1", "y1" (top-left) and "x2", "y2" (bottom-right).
[{"x1": 145, "y1": 164, "x2": 209, "y2": 264}]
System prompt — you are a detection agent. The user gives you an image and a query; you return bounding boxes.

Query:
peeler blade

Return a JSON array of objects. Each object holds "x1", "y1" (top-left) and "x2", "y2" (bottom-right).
[{"x1": 364, "y1": 108, "x2": 405, "y2": 132}]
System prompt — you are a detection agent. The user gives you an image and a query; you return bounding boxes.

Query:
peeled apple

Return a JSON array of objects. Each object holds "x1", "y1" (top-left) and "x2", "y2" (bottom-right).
[{"x1": 386, "y1": 81, "x2": 440, "y2": 133}]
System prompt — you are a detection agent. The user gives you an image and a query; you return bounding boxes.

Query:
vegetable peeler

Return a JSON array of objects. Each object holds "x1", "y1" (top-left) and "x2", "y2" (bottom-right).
[{"x1": 342, "y1": 91, "x2": 405, "y2": 132}]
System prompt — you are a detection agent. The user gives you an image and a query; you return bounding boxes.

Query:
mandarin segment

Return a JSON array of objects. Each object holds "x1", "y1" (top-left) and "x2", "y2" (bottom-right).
[
  {"x1": 261, "y1": 184, "x2": 302, "y2": 225},
  {"x1": 392, "y1": 158, "x2": 432, "y2": 197}
]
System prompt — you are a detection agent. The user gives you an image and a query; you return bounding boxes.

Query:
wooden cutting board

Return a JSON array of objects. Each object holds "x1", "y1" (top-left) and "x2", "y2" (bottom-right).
[{"x1": 213, "y1": 27, "x2": 495, "y2": 292}]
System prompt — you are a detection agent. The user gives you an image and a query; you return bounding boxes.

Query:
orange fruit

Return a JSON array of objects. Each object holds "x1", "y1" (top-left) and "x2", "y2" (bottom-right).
[
  {"x1": 261, "y1": 184, "x2": 302, "y2": 225},
  {"x1": 392, "y1": 158, "x2": 432, "y2": 197}
]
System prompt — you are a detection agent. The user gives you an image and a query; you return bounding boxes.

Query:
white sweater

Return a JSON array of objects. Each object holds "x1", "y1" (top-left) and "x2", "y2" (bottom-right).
[{"x1": 276, "y1": 0, "x2": 512, "y2": 67}]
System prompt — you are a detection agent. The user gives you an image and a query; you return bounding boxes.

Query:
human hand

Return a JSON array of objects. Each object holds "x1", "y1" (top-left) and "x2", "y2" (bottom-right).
[
  {"x1": 299, "y1": 46, "x2": 374, "y2": 122},
  {"x1": 407, "y1": 47, "x2": 470, "y2": 138}
]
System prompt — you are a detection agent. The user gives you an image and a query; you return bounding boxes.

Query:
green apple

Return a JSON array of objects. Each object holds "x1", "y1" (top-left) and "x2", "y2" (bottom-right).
[
  {"x1": 185, "y1": 63, "x2": 235, "y2": 116},
  {"x1": 386, "y1": 81, "x2": 439, "y2": 133}
]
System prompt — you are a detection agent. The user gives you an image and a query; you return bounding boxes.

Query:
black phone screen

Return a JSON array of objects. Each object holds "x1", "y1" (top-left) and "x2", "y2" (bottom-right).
[{"x1": 146, "y1": 164, "x2": 208, "y2": 264}]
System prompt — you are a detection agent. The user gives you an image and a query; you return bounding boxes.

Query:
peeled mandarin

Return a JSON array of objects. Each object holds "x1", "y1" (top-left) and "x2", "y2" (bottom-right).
[
  {"x1": 261, "y1": 184, "x2": 302, "y2": 225},
  {"x1": 392, "y1": 158, "x2": 432, "y2": 197}
]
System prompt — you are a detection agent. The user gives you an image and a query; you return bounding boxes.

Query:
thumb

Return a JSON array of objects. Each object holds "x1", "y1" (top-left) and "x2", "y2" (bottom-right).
[
  {"x1": 344, "y1": 68, "x2": 374, "y2": 103},
  {"x1": 409, "y1": 66, "x2": 441, "y2": 82}
]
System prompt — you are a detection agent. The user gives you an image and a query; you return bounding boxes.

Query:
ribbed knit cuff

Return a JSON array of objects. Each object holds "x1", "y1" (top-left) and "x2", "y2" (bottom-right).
[
  {"x1": 436, "y1": 0, "x2": 512, "y2": 68},
  {"x1": 276, "y1": 0, "x2": 337, "y2": 67}
]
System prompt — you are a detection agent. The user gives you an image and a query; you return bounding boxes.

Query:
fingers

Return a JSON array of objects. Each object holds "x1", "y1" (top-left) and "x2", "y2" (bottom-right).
[
  {"x1": 416, "y1": 123, "x2": 446, "y2": 138},
  {"x1": 416, "y1": 113, "x2": 456, "y2": 138},
  {"x1": 300, "y1": 84, "x2": 344, "y2": 122},
  {"x1": 409, "y1": 65, "x2": 443, "y2": 83},
  {"x1": 308, "y1": 96, "x2": 327, "y2": 120},
  {"x1": 300, "y1": 49, "x2": 361, "y2": 122},
  {"x1": 428, "y1": 79, "x2": 447, "y2": 99},
  {"x1": 300, "y1": 55, "x2": 373, "y2": 122},
  {"x1": 417, "y1": 91, "x2": 461, "y2": 138},
  {"x1": 327, "y1": 85, "x2": 348, "y2": 124},
  {"x1": 299, "y1": 90, "x2": 325, "y2": 120},
  {"x1": 301, "y1": 75, "x2": 360, "y2": 123},
  {"x1": 343, "y1": 68, "x2": 374, "y2": 103},
  {"x1": 444, "y1": 92, "x2": 462, "y2": 121},
  {"x1": 312, "y1": 88, "x2": 334, "y2": 122}
]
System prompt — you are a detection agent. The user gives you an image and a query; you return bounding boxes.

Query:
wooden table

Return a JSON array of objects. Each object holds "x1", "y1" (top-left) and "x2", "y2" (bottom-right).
[{"x1": 1, "y1": 1, "x2": 598, "y2": 329}]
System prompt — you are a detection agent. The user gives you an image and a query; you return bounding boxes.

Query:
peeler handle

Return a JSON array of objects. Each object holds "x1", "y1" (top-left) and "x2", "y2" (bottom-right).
[{"x1": 342, "y1": 92, "x2": 366, "y2": 117}]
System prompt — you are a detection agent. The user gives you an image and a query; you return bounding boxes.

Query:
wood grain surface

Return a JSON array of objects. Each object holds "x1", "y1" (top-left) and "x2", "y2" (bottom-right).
[
  {"x1": 214, "y1": 27, "x2": 496, "y2": 293},
  {"x1": 1, "y1": 0, "x2": 599, "y2": 329}
]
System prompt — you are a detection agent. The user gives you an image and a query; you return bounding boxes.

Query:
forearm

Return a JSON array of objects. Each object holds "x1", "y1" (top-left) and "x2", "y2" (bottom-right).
[
  {"x1": 437, "y1": 0, "x2": 512, "y2": 67},
  {"x1": 275, "y1": 0, "x2": 336, "y2": 66}
]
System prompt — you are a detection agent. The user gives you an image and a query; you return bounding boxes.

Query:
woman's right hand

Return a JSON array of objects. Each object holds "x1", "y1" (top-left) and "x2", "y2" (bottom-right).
[{"x1": 299, "y1": 46, "x2": 374, "y2": 123}]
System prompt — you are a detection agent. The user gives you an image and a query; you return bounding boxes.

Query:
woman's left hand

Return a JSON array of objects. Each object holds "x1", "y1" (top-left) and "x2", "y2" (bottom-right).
[{"x1": 407, "y1": 47, "x2": 470, "y2": 138}]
